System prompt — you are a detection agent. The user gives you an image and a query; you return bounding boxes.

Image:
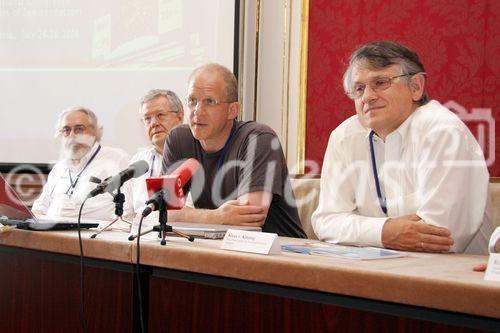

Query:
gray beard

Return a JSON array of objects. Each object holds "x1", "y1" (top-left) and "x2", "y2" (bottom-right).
[
  {"x1": 61, "y1": 135, "x2": 96, "y2": 162},
  {"x1": 66, "y1": 145, "x2": 92, "y2": 160}
]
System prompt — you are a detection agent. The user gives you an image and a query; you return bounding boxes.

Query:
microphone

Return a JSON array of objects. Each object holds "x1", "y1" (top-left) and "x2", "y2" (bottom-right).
[
  {"x1": 142, "y1": 189, "x2": 170, "y2": 217},
  {"x1": 87, "y1": 160, "x2": 149, "y2": 198},
  {"x1": 88, "y1": 176, "x2": 102, "y2": 184},
  {"x1": 142, "y1": 158, "x2": 200, "y2": 216}
]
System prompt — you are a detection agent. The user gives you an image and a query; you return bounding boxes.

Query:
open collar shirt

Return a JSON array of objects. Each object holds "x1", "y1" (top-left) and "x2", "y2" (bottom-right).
[
  {"x1": 129, "y1": 147, "x2": 162, "y2": 215},
  {"x1": 312, "y1": 100, "x2": 493, "y2": 254},
  {"x1": 32, "y1": 142, "x2": 133, "y2": 220}
]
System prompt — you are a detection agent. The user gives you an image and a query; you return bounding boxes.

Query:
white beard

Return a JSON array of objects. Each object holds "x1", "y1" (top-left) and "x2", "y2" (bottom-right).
[{"x1": 61, "y1": 134, "x2": 97, "y2": 161}]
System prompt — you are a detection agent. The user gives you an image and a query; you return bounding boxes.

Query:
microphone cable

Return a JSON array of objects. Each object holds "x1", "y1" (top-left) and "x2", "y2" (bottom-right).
[
  {"x1": 77, "y1": 197, "x2": 90, "y2": 333},
  {"x1": 135, "y1": 214, "x2": 146, "y2": 333}
]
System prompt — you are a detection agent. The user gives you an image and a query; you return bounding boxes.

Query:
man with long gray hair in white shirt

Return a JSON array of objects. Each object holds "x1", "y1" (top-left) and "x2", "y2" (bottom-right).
[{"x1": 32, "y1": 106, "x2": 132, "y2": 220}]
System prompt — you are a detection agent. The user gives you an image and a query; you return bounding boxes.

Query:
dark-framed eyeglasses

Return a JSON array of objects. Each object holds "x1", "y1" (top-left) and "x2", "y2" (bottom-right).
[
  {"x1": 59, "y1": 124, "x2": 88, "y2": 137},
  {"x1": 347, "y1": 72, "x2": 426, "y2": 100}
]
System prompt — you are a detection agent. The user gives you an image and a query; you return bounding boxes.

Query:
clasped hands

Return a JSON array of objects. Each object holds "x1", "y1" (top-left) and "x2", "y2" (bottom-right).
[
  {"x1": 382, "y1": 214, "x2": 454, "y2": 253},
  {"x1": 213, "y1": 199, "x2": 267, "y2": 227}
]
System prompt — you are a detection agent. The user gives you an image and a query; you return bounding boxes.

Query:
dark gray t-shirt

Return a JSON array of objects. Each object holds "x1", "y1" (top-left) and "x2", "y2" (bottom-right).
[{"x1": 162, "y1": 120, "x2": 306, "y2": 238}]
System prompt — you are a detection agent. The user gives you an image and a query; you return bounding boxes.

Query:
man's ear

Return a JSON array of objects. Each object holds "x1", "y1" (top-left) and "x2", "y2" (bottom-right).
[
  {"x1": 410, "y1": 73, "x2": 425, "y2": 102},
  {"x1": 176, "y1": 111, "x2": 184, "y2": 123},
  {"x1": 228, "y1": 102, "x2": 240, "y2": 120}
]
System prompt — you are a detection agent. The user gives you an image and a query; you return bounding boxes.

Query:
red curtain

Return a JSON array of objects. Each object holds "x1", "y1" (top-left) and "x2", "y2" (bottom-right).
[{"x1": 306, "y1": 0, "x2": 500, "y2": 176}]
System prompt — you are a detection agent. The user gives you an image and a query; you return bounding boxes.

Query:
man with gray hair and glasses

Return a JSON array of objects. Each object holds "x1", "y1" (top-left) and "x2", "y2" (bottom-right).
[
  {"x1": 129, "y1": 89, "x2": 184, "y2": 215},
  {"x1": 312, "y1": 41, "x2": 493, "y2": 254},
  {"x1": 32, "y1": 106, "x2": 132, "y2": 220}
]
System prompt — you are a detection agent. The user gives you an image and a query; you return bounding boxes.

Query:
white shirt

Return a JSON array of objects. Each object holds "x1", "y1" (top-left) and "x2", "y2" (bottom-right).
[
  {"x1": 312, "y1": 100, "x2": 493, "y2": 254},
  {"x1": 32, "y1": 142, "x2": 133, "y2": 220},
  {"x1": 129, "y1": 147, "x2": 162, "y2": 215}
]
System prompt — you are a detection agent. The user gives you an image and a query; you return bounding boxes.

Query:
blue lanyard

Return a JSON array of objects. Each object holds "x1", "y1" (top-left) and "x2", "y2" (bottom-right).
[
  {"x1": 149, "y1": 153, "x2": 156, "y2": 177},
  {"x1": 216, "y1": 121, "x2": 237, "y2": 171},
  {"x1": 369, "y1": 131, "x2": 387, "y2": 214},
  {"x1": 66, "y1": 145, "x2": 102, "y2": 196}
]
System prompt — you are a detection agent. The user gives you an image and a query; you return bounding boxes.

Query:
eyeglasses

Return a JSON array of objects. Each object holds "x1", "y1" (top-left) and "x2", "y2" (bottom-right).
[
  {"x1": 141, "y1": 111, "x2": 177, "y2": 125},
  {"x1": 186, "y1": 97, "x2": 234, "y2": 109},
  {"x1": 59, "y1": 124, "x2": 88, "y2": 137},
  {"x1": 347, "y1": 72, "x2": 426, "y2": 100}
]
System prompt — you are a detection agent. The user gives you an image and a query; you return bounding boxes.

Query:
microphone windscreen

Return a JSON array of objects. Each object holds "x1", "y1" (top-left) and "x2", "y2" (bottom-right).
[
  {"x1": 131, "y1": 160, "x2": 149, "y2": 178},
  {"x1": 172, "y1": 158, "x2": 201, "y2": 187}
]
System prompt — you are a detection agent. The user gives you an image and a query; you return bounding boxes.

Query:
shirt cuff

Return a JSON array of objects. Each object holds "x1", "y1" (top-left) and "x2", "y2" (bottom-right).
[{"x1": 358, "y1": 217, "x2": 389, "y2": 248}]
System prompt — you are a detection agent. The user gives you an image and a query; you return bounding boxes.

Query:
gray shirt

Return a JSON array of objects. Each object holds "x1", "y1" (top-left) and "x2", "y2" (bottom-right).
[{"x1": 162, "y1": 120, "x2": 306, "y2": 238}]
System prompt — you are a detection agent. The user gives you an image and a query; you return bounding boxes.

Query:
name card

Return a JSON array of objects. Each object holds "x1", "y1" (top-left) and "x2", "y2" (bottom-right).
[
  {"x1": 221, "y1": 229, "x2": 281, "y2": 255},
  {"x1": 485, "y1": 253, "x2": 500, "y2": 282}
]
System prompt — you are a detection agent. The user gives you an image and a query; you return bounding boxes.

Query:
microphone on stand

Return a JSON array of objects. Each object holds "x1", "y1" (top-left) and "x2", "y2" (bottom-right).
[
  {"x1": 141, "y1": 158, "x2": 201, "y2": 217},
  {"x1": 130, "y1": 158, "x2": 201, "y2": 244},
  {"x1": 87, "y1": 160, "x2": 149, "y2": 198},
  {"x1": 89, "y1": 160, "x2": 149, "y2": 239},
  {"x1": 142, "y1": 189, "x2": 170, "y2": 217}
]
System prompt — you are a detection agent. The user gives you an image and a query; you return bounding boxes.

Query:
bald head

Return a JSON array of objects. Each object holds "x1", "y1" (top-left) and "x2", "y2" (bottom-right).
[{"x1": 188, "y1": 63, "x2": 238, "y2": 102}]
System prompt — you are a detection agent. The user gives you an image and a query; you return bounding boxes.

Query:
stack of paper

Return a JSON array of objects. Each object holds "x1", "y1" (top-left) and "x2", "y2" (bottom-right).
[{"x1": 281, "y1": 243, "x2": 407, "y2": 260}]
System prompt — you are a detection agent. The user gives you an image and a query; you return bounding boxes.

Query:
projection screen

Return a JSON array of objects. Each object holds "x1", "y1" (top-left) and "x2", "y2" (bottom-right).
[{"x1": 0, "y1": 0, "x2": 237, "y2": 166}]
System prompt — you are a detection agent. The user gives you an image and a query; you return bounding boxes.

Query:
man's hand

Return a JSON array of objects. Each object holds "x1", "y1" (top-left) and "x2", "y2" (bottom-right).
[
  {"x1": 168, "y1": 193, "x2": 271, "y2": 226},
  {"x1": 214, "y1": 199, "x2": 266, "y2": 227},
  {"x1": 381, "y1": 214, "x2": 454, "y2": 252},
  {"x1": 472, "y1": 263, "x2": 487, "y2": 272}
]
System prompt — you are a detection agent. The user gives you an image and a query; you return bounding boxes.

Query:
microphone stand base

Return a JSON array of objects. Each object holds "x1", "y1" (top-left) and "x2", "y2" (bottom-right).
[
  {"x1": 91, "y1": 216, "x2": 131, "y2": 239},
  {"x1": 128, "y1": 224, "x2": 195, "y2": 244},
  {"x1": 152, "y1": 224, "x2": 195, "y2": 244}
]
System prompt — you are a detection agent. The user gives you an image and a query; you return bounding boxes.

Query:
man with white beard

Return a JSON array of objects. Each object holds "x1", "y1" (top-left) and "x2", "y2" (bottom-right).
[{"x1": 32, "y1": 107, "x2": 133, "y2": 220}]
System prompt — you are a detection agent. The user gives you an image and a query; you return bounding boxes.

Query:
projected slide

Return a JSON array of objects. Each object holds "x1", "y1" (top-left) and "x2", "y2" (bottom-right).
[{"x1": 0, "y1": 0, "x2": 235, "y2": 163}]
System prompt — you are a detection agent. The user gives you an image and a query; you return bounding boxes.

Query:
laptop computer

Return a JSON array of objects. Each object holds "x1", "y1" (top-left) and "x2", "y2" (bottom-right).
[
  {"x1": 131, "y1": 220, "x2": 261, "y2": 240},
  {"x1": 0, "y1": 173, "x2": 99, "y2": 231},
  {"x1": 169, "y1": 222, "x2": 261, "y2": 239}
]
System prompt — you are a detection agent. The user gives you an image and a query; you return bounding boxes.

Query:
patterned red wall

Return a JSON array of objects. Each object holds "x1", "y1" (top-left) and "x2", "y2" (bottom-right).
[{"x1": 306, "y1": 0, "x2": 500, "y2": 176}]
